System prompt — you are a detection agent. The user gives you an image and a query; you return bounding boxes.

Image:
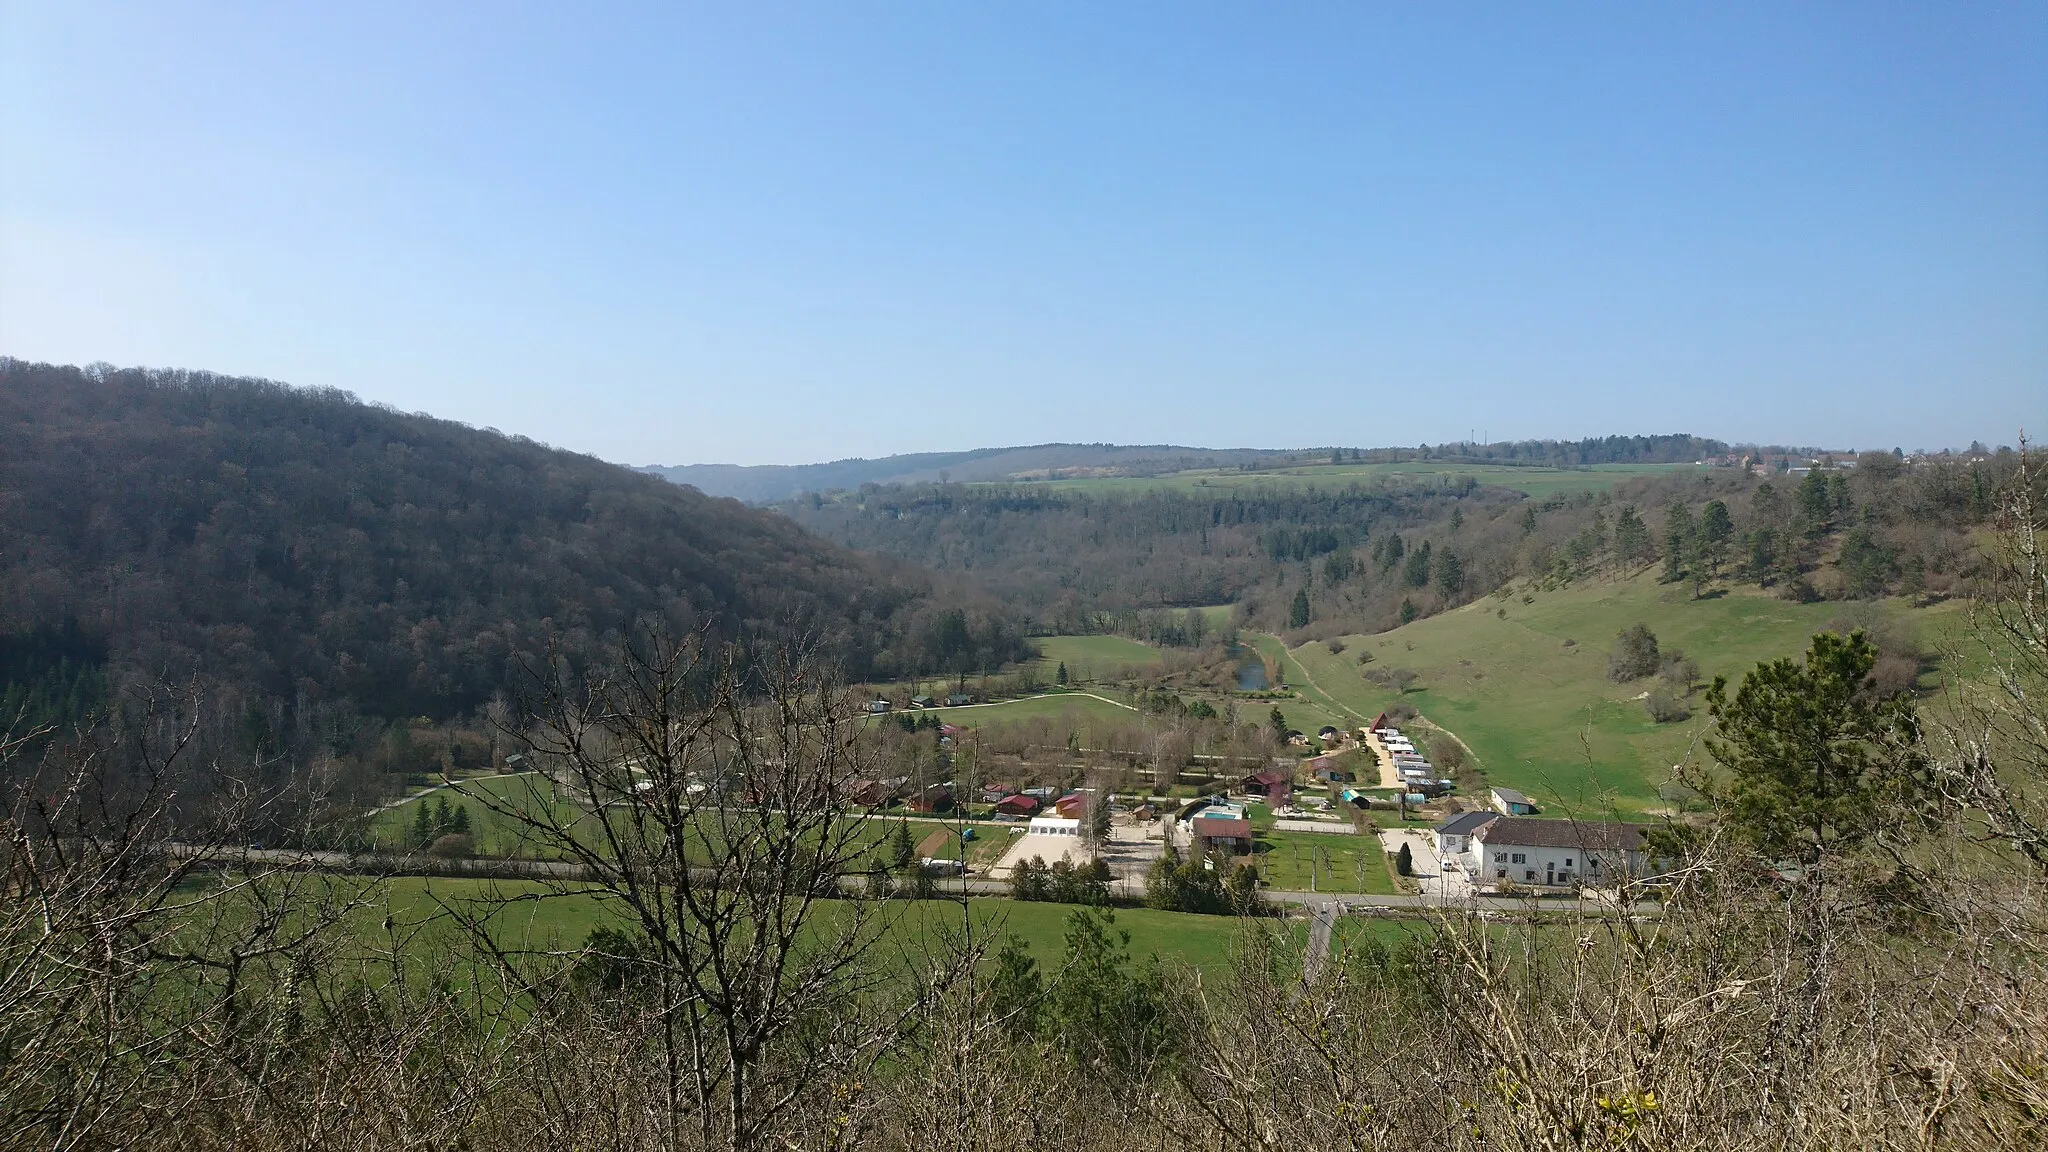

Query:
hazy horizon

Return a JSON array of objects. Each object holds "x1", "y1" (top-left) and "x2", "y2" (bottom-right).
[{"x1": 4, "y1": 3, "x2": 2042, "y2": 465}]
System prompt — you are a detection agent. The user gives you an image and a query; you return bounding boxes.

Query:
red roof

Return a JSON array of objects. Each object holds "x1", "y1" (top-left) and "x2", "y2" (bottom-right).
[
  {"x1": 1192, "y1": 817, "x2": 1252, "y2": 840},
  {"x1": 994, "y1": 794, "x2": 1042, "y2": 816}
]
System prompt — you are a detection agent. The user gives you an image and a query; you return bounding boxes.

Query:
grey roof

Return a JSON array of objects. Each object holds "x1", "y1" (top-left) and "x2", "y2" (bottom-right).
[
  {"x1": 1435, "y1": 810, "x2": 1500, "y2": 836},
  {"x1": 1475, "y1": 817, "x2": 1651, "y2": 851},
  {"x1": 1490, "y1": 786, "x2": 1532, "y2": 804}
]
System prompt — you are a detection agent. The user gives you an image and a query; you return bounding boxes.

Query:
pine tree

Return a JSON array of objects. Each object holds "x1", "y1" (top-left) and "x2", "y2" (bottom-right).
[
  {"x1": 432, "y1": 796, "x2": 452, "y2": 838},
  {"x1": 889, "y1": 820, "x2": 915, "y2": 871},
  {"x1": 1269, "y1": 706, "x2": 1289, "y2": 741},
  {"x1": 1395, "y1": 842, "x2": 1414, "y2": 876},
  {"x1": 1662, "y1": 502, "x2": 1696, "y2": 583},
  {"x1": 1288, "y1": 589, "x2": 1311, "y2": 629},
  {"x1": 410, "y1": 801, "x2": 433, "y2": 849},
  {"x1": 1613, "y1": 504, "x2": 1651, "y2": 567},
  {"x1": 1435, "y1": 550, "x2": 1463, "y2": 598},
  {"x1": 450, "y1": 804, "x2": 471, "y2": 836},
  {"x1": 1705, "y1": 631, "x2": 1921, "y2": 865},
  {"x1": 1403, "y1": 540, "x2": 1432, "y2": 588},
  {"x1": 1699, "y1": 500, "x2": 1734, "y2": 576}
]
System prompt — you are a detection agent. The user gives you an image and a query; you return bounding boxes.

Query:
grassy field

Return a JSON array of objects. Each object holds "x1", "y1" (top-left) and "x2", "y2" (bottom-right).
[
  {"x1": 992, "y1": 460, "x2": 1708, "y2": 499},
  {"x1": 1251, "y1": 829, "x2": 1397, "y2": 894},
  {"x1": 1280, "y1": 570, "x2": 1967, "y2": 817},
  {"x1": 362, "y1": 878, "x2": 1268, "y2": 977},
  {"x1": 369, "y1": 772, "x2": 595, "y2": 857},
  {"x1": 1030, "y1": 634, "x2": 1169, "y2": 680}
]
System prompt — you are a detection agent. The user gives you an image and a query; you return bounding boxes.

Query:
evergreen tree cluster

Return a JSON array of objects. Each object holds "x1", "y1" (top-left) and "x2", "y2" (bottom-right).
[
  {"x1": 408, "y1": 794, "x2": 473, "y2": 850},
  {"x1": 1009, "y1": 856, "x2": 1113, "y2": 905}
]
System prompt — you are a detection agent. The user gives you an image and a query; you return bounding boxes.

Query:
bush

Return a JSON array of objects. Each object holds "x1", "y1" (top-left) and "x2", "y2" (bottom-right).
[
  {"x1": 1395, "y1": 843, "x2": 1414, "y2": 876},
  {"x1": 1429, "y1": 736, "x2": 1466, "y2": 772},
  {"x1": 426, "y1": 832, "x2": 473, "y2": 858},
  {"x1": 1325, "y1": 638, "x2": 1346, "y2": 655},
  {"x1": 1644, "y1": 687, "x2": 1691, "y2": 724},
  {"x1": 1609, "y1": 623, "x2": 1661, "y2": 681},
  {"x1": 1388, "y1": 669, "x2": 1419, "y2": 693},
  {"x1": 1385, "y1": 701, "x2": 1418, "y2": 722},
  {"x1": 1659, "y1": 651, "x2": 1700, "y2": 688},
  {"x1": 1355, "y1": 648, "x2": 1375, "y2": 665}
]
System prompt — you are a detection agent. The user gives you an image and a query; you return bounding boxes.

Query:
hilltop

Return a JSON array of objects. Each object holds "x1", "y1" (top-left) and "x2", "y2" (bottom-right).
[
  {"x1": 640, "y1": 434, "x2": 1731, "y2": 503},
  {"x1": 638, "y1": 443, "x2": 1293, "y2": 503}
]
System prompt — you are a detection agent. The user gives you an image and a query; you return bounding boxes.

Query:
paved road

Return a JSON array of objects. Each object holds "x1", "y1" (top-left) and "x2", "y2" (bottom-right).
[{"x1": 165, "y1": 842, "x2": 1656, "y2": 918}]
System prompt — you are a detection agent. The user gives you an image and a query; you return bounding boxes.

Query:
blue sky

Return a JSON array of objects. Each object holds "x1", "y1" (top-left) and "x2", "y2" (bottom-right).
[{"x1": 3, "y1": 3, "x2": 2042, "y2": 464}]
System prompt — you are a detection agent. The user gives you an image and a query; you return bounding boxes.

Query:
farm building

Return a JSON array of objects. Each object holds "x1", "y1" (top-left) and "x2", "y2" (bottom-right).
[
  {"x1": 946, "y1": 693, "x2": 972, "y2": 706},
  {"x1": 1490, "y1": 787, "x2": 1538, "y2": 816},
  {"x1": 910, "y1": 695, "x2": 936, "y2": 709},
  {"x1": 1469, "y1": 818, "x2": 1660, "y2": 889},
  {"x1": 1053, "y1": 792, "x2": 1090, "y2": 819},
  {"x1": 867, "y1": 698, "x2": 892, "y2": 714}
]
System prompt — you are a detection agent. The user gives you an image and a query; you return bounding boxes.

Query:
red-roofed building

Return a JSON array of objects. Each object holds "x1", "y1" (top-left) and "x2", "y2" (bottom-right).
[
  {"x1": 1190, "y1": 815, "x2": 1253, "y2": 854},
  {"x1": 994, "y1": 794, "x2": 1042, "y2": 818},
  {"x1": 1240, "y1": 768, "x2": 1295, "y2": 806},
  {"x1": 1053, "y1": 791, "x2": 1090, "y2": 819}
]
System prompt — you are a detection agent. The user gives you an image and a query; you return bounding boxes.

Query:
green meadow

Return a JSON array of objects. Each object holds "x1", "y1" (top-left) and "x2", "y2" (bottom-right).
[
  {"x1": 354, "y1": 877, "x2": 1302, "y2": 978},
  {"x1": 1030, "y1": 634, "x2": 1171, "y2": 680},
  {"x1": 1280, "y1": 570, "x2": 1965, "y2": 817}
]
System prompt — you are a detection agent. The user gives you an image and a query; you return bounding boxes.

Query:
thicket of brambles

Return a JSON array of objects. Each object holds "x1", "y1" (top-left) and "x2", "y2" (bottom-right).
[
  {"x1": 4, "y1": 468, "x2": 2046, "y2": 1151},
  {"x1": 778, "y1": 447, "x2": 2033, "y2": 642},
  {"x1": 0, "y1": 360, "x2": 1032, "y2": 811}
]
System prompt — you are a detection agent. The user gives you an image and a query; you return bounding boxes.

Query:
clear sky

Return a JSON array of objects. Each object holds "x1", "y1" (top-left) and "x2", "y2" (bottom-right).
[{"x1": 3, "y1": 3, "x2": 2042, "y2": 464}]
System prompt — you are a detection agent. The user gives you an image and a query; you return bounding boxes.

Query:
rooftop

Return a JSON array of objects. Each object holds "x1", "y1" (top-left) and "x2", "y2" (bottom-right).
[
  {"x1": 1476, "y1": 817, "x2": 1651, "y2": 851},
  {"x1": 1435, "y1": 810, "x2": 1501, "y2": 836}
]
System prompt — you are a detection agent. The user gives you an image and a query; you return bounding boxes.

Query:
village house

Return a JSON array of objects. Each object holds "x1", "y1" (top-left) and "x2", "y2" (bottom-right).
[
  {"x1": 1240, "y1": 768, "x2": 1295, "y2": 806},
  {"x1": 993, "y1": 793, "x2": 1042, "y2": 819},
  {"x1": 1052, "y1": 791, "x2": 1090, "y2": 820},
  {"x1": 1433, "y1": 809, "x2": 1500, "y2": 858},
  {"x1": 1490, "y1": 786, "x2": 1538, "y2": 816},
  {"x1": 906, "y1": 784, "x2": 953, "y2": 814},
  {"x1": 848, "y1": 778, "x2": 908, "y2": 808},
  {"x1": 1180, "y1": 800, "x2": 1254, "y2": 855},
  {"x1": 1469, "y1": 817, "x2": 1660, "y2": 889}
]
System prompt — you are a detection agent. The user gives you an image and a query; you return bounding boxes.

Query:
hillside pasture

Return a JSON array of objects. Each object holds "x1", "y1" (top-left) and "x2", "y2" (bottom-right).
[{"x1": 1282, "y1": 571, "x2": 1963, "y2": 816}]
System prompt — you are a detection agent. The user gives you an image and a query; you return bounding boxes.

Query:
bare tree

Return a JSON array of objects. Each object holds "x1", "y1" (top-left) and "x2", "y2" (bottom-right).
[{"x1": 470, "y1": 627, "x2": 976, "y2": 1151}]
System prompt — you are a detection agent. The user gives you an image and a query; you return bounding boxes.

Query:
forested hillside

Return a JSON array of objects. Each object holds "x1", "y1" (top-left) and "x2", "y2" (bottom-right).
[
  {"x1": 0, "y1": 360, "x2": 1030, "y2": 730},
  {"x1": 778, "y1": 448, "x2": 2028, "y2": 640}
]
